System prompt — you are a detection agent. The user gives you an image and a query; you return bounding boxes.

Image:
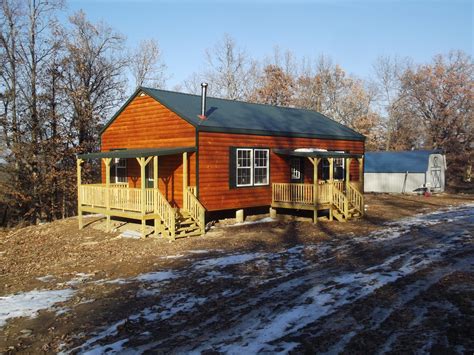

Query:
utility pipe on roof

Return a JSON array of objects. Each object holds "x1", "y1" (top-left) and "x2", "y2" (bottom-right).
[{"x1": 200, "y1": 82, "x2": 208, "y2": 119}]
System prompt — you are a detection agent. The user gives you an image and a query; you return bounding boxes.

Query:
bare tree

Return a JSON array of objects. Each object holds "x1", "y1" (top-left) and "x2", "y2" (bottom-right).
[
  {"x1": 62, "y1": 10, "x2": 127, "y2": 152},
  {"x1": 204, "y1": 34, "x2": 256, "y2": 100},
  {"x1": 251, "y1": 64, "x2": 294, "y2": 106},
  {"x1": 399, "y1": 50, "x2": 473, "y2": 184},
  {"x1": 130, "y1": 39, "x2": 167, "y2": 89},
  {"x1": 371, "y1": 55, "x2": 412, "y2": 150}
]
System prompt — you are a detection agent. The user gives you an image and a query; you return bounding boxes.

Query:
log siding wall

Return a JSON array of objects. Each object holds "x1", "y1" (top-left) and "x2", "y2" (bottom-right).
[
  {"x1": 100, "y1": 94, "x2": 196, "y2": 208},
  {"x1": 198, "y1": 132, "x2": 364, "y2": 211}
]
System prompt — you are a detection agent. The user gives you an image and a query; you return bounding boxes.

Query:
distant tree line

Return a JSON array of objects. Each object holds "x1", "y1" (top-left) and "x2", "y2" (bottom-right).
[
  {"x1": 0, "y1": 0, "x2": 165, "y2": 225},
  {"x1": 0, "y1": 2, "x2": 472, "y2": 226},
  {"x1": 181, "y1": 35, "x2": 473, "y2": 190}
]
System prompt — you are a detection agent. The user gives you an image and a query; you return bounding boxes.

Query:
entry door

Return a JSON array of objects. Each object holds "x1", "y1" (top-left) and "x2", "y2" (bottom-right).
[{"x1": 290, "y1": 158, "x2": 304, "y2": 183}]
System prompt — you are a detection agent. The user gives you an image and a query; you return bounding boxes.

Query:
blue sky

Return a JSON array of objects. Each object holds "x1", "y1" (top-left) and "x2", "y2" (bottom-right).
[{"x1": 68, "y1": 0, "x2": 473, "y2": 88}]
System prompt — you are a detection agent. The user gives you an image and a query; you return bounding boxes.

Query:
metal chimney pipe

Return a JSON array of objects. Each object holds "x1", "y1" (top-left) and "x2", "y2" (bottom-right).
[{"x1": 200, "y1": 82, "x2": 208, "y2": 119}]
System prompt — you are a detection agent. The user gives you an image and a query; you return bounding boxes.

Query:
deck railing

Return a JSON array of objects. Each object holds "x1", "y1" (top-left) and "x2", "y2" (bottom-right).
[
  {"x1": 153, "y1": 188, "x2": 175, "y2": 233},
  {"x1": 348, "y1": 182, "x2": 364, "y2": 215},
  {"x1": 317, "y1": 182, "x2": 331, "y2": 204},
  {"x1": 272, "y1": 182, "x2": 338, "y2": 206},
  {"x1": 80, "y1": 184, "x2": 173, "y2": 216},
  {"x1": 184, "y1": 186, "x2": 206, "y2": 233},
  {"x1": 332, "y1": 184, "x2": 349, "y2": 218},
  {"x1": 272, "y1": 183, "x2": 315, "y2": 205}
]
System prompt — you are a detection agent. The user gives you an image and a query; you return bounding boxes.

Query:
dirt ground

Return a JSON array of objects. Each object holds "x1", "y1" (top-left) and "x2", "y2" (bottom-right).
[{"x1": 0, "y1": 193, "x2": 473, "y2": 354}]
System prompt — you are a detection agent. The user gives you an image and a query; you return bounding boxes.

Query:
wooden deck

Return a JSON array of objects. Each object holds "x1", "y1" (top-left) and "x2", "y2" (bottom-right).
[
  {"x1": 78, "y1": 183, "x2": 205, "y2": 239},
  {"x1": 271, "y1": 181, "x2": 364, "y2": 222}
]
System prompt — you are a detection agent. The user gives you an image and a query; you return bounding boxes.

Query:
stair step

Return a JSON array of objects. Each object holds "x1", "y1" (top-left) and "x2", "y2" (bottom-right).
[
  {"x1": 177, "y1": 219, "x2": 195, "y2": 225},
  {"x1": 332, "y1": 209, "x2": 347, "y2": 222},
  {"x1": 178, "y1": 230, "x2": 204, "y2": 238},
  {"x1": 176, "y1": 225, "x2": 200, "y2": 233}
]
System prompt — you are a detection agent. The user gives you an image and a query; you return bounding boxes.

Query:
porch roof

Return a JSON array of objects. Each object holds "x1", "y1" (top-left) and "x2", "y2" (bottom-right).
[
  {"x1": 273, "y1": 149, "x2": 363, "y2": 159},
  {"x1": 77, "y1": 146, "x2": 196, "y2": 160}
]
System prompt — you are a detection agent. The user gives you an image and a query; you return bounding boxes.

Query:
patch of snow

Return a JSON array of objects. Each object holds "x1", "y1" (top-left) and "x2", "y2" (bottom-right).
[
  {"x1": 66, "y1": 273, "x2": 94, "y2": 286},
  {"x1": 187, "y1": 249, "x2": 211, "y2": 254},
  {"x1": 0, "y1": 289, "x2": 75, "y2": 327},
  {"x1": 160, "y1": 254, "x2": 184, "y2": 259},
  {"x1": 36, "y1": 275, "x2": 56, "y2": 282},
  {"x1": 229, "y1": 217, "x2": 275, "y2": 227},
  {"x1": 135, "y1": 270, "x2": 178, "y2": 283},
  {"x1": 119, "y1": 230, "x2": 141, "y2": 239},
  {"x1": 83, "y1": 214, "x2": 104, "y2": 219},
  {"x1": 193, "y1": 252, "x2": 265, "y2": 270},
  {"x1": 82, "y1": 338, "x2": 129, "y2": 355}
]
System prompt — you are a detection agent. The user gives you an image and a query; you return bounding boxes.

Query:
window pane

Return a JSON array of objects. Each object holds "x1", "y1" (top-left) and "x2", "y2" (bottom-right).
[
  {"x1": 291, "y1": 158, "x2": 301, "y2": 180},
  {"x1": 254, "y1": 150, "x2": 268, "y2": 167},
  {"x1": 237, "y1": 149, "x2": 251, "y2": 168},
  {"x1": 254, "y1": 149, "x2": 268, "y2": 185},
  {"x1": 237, "y1": 167, "x2": 251, "y2": 185},
  {"x1": 254, "y1": 167, "x2": 268, "y2": 185}
]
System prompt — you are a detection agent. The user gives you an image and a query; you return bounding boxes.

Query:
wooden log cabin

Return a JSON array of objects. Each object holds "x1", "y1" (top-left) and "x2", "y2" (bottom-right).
[{"x1": 77, "y1": 84, "x2": 365, "y2": 239}]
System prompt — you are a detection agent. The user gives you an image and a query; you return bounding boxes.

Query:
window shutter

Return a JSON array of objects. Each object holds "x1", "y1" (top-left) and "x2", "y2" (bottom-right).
[{"x1": 229, "y1": 147, "x2": 236, "y2": 189}]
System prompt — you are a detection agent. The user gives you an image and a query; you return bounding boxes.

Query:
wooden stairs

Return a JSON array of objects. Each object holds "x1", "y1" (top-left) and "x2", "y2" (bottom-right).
[
  {"x1": 331, "y1": 184, "x2": 363, "y2": 222},
  {"x1": 156, "y1": 210, "x2": 204, "y2": 239},
  {"x1": 175, "y1": 211, "x2": 203, "y2": 238}
]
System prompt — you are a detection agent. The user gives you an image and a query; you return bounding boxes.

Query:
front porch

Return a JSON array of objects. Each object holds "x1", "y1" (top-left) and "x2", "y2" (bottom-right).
[
  {"x1": 76, "y1": 147, "x2": 206, "y2": 239},
  {"x1": 271, "y1": 150, "x2": 364, "y2": 222}
]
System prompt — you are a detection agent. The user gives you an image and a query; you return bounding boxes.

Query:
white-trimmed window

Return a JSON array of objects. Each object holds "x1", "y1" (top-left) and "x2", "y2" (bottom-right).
[
  {"x1": 334, "y1": 157, "x2": 345, "y2": 180},
  {"x1": 321, "y1": 151, "x2": 345, "y2": 180},
  {"x1": 234, "y1": 148, "x2": 270, "y2": 187},
  {"x1": 254, "y1": 149, "x2": 269, "y2": 185},
  {"x1": 114, "y1": 158, "x2": 127, "y2": 183},
  {"x1": 290, "y1": 158, "x2": 301, "y2": 181},
  {"x1": 237, "y1": 148, "x2": 253, "y2": 186}
]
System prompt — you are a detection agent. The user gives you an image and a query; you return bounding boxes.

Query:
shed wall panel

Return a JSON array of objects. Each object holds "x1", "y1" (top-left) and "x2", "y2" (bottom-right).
[{"x1": 364, "y1": 173, "x2": 426, "y2": 193}]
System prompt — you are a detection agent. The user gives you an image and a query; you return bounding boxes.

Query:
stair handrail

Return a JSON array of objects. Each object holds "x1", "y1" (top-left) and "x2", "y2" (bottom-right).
[
  {"x1": 185, "y1": 186, "x2": 206, "y2": 234},
  {"x1": 347, "y1": 182, "x2": 364, "y2": 215},
  {"x1": 153, "y1": 188, "x2": 176, "y2": 236},
  {"x1": 332, "y1": 184, "x2": 349, "y2": 219}
]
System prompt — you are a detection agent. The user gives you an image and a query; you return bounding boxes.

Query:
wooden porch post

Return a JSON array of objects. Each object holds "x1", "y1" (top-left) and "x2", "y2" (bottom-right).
[
  {"x1": 183, "y1": 152, "x2": 188, "y2": 210},
  {"x1": 359, "y1": 156, "x2": 365, "y2": 215},
  {"x1": 311, "y1": 157, "x2": 320, "y2": 223},
  {"x1": 329, "y1": 157, "x2": 334, "y2": 221},
  {"x1": 358, "y1": 157, "x2": 364, "y2": 192},
  {"x1": 104, "y1": 158, "x2": 112, "y2": 232},
  {"x1": 344, "y1": 157, "x2": 351, "y2": 219},
  {"x1": 153, "y1": 156, "x2": 160, "y2": 236},
  {"x1": 137, "y1": 156, "x2": 153, "y2": 238},
  {"x1": 77, "y1": 158, "x2": 83, "y2": 229},
  {"x1": 345, "y1": 158, "x2": 352, "y2": 192}
]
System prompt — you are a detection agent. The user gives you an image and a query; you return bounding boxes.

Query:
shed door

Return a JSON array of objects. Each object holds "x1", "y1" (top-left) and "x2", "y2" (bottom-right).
[{"x1": 430, "y1": 156, "x2": 442, "y2": 189}]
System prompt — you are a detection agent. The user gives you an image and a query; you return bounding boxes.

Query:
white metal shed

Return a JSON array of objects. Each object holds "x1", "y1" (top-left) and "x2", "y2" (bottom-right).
[{"x1": 364, "y1": 150, "x2": 446, "y2": 193}]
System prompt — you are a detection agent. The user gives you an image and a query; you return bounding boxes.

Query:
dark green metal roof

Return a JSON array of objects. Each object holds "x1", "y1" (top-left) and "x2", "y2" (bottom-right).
[
  {"x1": 77, "y1": 147, "x2": 196, "y2": 160},
  {"x1": 274, "y1": 149, "x2": 363, "y2": 159},
  {"x1": 100, "y1": 87, "x2": 366, "y2": 141}
]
